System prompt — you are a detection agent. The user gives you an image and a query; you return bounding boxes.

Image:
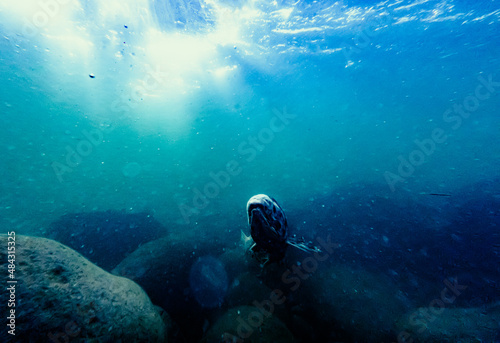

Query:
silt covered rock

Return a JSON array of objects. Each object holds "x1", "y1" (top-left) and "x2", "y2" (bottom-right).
[
  {"x1": 0, "y1": 234, "x2": 167, "y2": 343},
  {"x1": 112, "y1": 232, "x2": 227, "y2": 341},
  {"x1": 396, "y1": 302, "x2": 500, "y2": 342},
  {"x1": 297, "y1": 263, "x2": 411, "y2": 342},
  {"x1": 202, "y1": 305, "x2": 295, "y2": 343}
]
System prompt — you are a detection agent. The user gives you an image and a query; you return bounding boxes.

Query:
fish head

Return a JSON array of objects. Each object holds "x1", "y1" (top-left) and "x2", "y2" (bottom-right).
[{"x1": 246, "y1": 194, "x2": 288, "y2": 245}]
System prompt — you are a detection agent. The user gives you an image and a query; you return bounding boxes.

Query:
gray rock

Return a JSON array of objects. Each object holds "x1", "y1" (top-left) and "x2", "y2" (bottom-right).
[
  {"x1": 396, "y1": 303, "x2": 500, "y2": 342},
  {"x1": 297, "y1": 263, "x2": 411, "y2": 342},
  {"x1": 201, "y1": 305, "x2": 296, "y2": 343},
  {"x1": 218, "y1": 247, "x2": 260, "y2": 281},
  {"x1": 112, "y1": 232, "x2": 226, "y2": 341},
  {"x1": 226, "y1": 272, "x2": 273, "y2": 308},
  {"x1": 0, "y1": 234, "x2": 167, "y2": 343}
]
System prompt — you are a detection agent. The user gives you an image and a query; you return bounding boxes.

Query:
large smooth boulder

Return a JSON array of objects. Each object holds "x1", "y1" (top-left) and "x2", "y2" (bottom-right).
[
  {"x1": 225, "y1": 272, "x2": 274, "y2": 308},
  {"x1": 396, "y1": 303, "x2": 500, "y2": 342},
  {"x1": 201, "y1": 305, "x2": 295, "y2": 343},
  {"x1": 49, "y1": 210, "x2": 166, "y2": 271},
  {"x1": 296, "y1": 263, "x2": 411, "y2": 342},
  {"x1": 0, "y1": 234, "x2": 167, "y2": 343},
  {"x1": 218, "y1": 246, "x2": 260, "y2": 282},
  {"x1": 112, "y1": 232, "x2": 227, "y2": 342}
]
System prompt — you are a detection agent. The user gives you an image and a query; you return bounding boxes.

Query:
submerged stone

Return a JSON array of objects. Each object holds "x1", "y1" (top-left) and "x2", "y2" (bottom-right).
[
  {"x1": 112, "y1": 232, "x2": 226, "y2": 342},
  {"x1": 396, "y1": 303, "x2": 500, "y2": 342},
  {"x1": 0, "y1": 234, "x2": 167, "y2": 343},
  {"x1": 201, "y1": 305, "x2": 295, "y2": 343},
  {"x1": 296, "y1": 263, "x2": 411, "y2": 342}
]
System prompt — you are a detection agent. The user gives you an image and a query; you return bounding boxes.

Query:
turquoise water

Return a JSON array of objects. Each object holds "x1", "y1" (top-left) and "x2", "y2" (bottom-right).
[
  {"x1": 1, "y1": 0, "x2": 500, "y2": 341},
  {"x1": 1, "y1": 0, "x2": 499, "y2": 231}
]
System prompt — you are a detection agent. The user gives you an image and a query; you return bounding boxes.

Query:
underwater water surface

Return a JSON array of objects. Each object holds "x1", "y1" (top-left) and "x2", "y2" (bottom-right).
[{"x1": 0, "y1": 0, "x2": 499, "y2": 342}]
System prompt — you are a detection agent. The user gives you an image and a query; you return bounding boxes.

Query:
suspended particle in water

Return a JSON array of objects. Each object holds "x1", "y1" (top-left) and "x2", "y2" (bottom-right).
[{"x1": 122, "y1": 162, "x2": 142, "y2": 178}]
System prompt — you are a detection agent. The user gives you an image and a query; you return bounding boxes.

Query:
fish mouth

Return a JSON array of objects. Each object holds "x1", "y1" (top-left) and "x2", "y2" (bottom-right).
[
  {"x1": 249, "y1": 207, "x2": 269, "y2": 229},
  {"x1": 246, "y1": 194, "x2": 275, "y2": 223},
  {"x1": 249, "y1": 207, "x2": 285, "y2": 244},
  {"x1": 247, "y1": 203, "x2": 267, "y2": 224}
]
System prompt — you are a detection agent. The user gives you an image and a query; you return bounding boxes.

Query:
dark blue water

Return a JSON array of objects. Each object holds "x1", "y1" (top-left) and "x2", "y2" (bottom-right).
[{"x1": 1, "y1": 0, "x2": 499, "y2": 342}]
